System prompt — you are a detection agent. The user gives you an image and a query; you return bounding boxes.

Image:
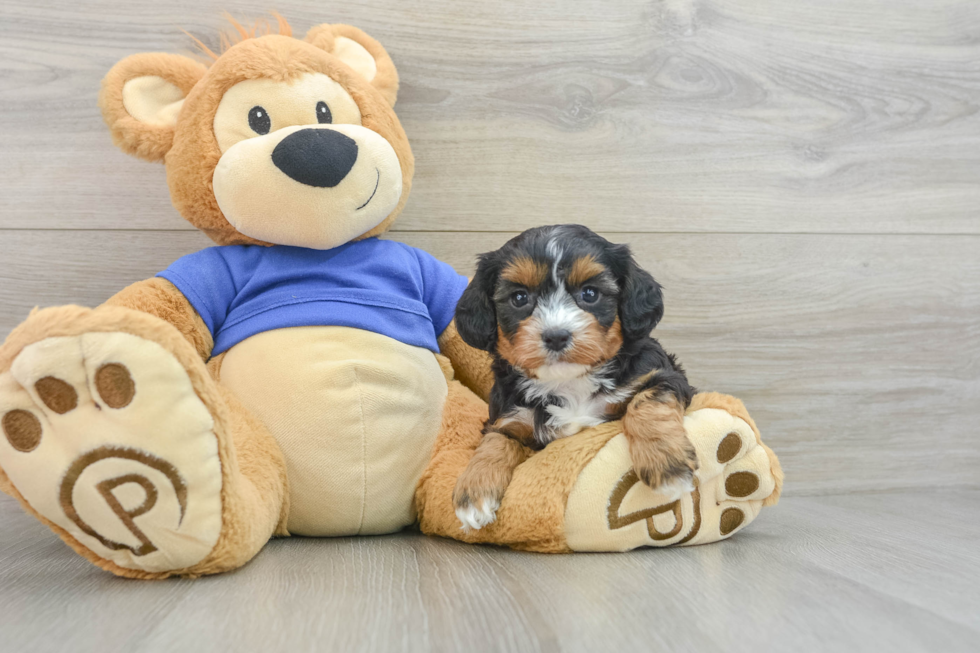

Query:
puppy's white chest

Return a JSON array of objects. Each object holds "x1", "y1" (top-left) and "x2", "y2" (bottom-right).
[
  {"x1": 542, "y1": 378, "x2": 618, "y2": 439},
  {"x1": 546, "y1": 399, "x2": 609, "y2": 437}
]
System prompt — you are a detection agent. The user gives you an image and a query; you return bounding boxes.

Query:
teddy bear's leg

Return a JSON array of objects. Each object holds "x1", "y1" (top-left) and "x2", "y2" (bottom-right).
[
  {"x1": 0, "y1": 305, "x2": 287, "y2": 578},
  {"x1": 417, "y1": 386, "x2": 782, "y2": 552}
]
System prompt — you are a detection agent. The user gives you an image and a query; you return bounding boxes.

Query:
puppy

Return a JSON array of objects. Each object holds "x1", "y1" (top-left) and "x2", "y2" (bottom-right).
[{"x1": 452, "y1": 225, "x2": 697, "y2": 530}]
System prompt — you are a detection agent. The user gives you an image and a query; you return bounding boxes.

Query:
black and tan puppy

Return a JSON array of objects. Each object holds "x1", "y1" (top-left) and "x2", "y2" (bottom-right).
[{"x1": 452, "y1": 225, "x2": 697, "y2": 530}]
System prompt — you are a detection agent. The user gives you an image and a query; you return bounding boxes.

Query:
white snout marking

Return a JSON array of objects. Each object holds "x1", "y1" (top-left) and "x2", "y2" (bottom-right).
[{"x1": 535, "y1": 289, "x2": 592, "y2": 339}]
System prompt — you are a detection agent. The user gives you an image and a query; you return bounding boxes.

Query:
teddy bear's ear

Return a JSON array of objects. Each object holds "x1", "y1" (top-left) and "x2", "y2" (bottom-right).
[
  {"x1": 304, "y1": 24, "x2": 400, "y2": 107},
  {"x1": 99, "y1": 53, "x2": 207, "y2": 162}
]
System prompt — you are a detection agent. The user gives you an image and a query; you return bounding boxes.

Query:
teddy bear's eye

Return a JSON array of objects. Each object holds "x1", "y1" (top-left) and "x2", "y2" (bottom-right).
[
  {"x1": 316, "y1": 101, "x2": 332, "y2": 124},
  {"x1": 248, "y1": 106, "x2": 271, "y2": 135}
]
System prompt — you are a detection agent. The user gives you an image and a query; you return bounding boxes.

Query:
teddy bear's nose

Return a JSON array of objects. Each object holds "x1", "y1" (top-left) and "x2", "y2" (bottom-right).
[{"x1": 271, "y1": 128, "x2": 358, "y2": 188}]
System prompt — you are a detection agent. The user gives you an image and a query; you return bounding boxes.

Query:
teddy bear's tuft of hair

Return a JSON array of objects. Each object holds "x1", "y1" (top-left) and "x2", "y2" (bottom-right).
[{"x1": 184, "y1": 13, "x2": 293, "y2": 62}]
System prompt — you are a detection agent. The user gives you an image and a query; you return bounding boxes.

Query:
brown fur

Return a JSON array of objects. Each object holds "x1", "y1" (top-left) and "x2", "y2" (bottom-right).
[
  {"x1": 623, "y1": 390, "x2": 698, "y2": 489},
  {"x1": 501, "y1": 257, "x2": 548, "y2": 288},
  {"x1": 99, "y1": 53, "x2": 208, "y2": 162},
  {"x1": 436, "y1": 320, "x2": 494, "y2": 402},
  {"x1": 450, "y1": 412, "x2": 536, "y2": 517},
  {"x1": 487, "y1": 414, "x2": 535, "y2": 448},
  {"x1": 567, "y1": 255, "x2": 606, "y2": 287},
  {"x1": 452, "y1": 431, "x2": 530, "y2": 515},
  {"x1": 433, "y1": 353, "x2": 457, "y2": 384},
  {"x1": 604, "y1": 369, "x2": 658, "y2": 420},
  {"x1": 305, "y1": 23, "x2": 400, "y2": 107},
  {"x1": 103, "y1": 278, "x2": 213, "y2": 361},
  {"x1": 563, "y1": 316, "x2": 623, "y2": 367},
  {"x1": 497, "y1": 322, "x2": 548, "y2": 372}
]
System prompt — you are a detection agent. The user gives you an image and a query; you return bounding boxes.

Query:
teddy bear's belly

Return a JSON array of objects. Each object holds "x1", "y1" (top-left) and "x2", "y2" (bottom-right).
[{"x1": 217, "y1": 326, "x2": 449, "y2": 536}]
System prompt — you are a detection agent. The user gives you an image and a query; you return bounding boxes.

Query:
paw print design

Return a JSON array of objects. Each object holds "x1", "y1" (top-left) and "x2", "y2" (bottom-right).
[
  {"x1": 0, "y1": 332, "x2": 223, "y2": 572},
  {"x1": 564, "y1": 403, "x2": 779, "y2": 550}
]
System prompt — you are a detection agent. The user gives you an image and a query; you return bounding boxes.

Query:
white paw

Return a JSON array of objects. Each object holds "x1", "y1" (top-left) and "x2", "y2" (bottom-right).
[
  {"x1": 0, "y1": 333, "x2": 223, "y2": 572},
  {"x1": 652, "y1": 472, "x2": 696, "y2": 502},
  {"x1": 455, "y1": 497, "x2": 500, "y2": 531}
]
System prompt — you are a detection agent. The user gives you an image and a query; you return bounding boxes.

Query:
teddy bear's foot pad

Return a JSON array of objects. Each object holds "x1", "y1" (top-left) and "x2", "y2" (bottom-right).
[
  {"x1": 564, "y1": 407, "x2": 776, "y2": 550},
  {"x1": 0, "y1": 333, "x2": 222, "y2": 572}
]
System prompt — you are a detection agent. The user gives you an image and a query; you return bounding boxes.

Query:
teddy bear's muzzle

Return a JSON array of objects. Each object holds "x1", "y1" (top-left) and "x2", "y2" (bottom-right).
[{"x1": 211, "y1": 123, "x2": 403, "y2": 250}]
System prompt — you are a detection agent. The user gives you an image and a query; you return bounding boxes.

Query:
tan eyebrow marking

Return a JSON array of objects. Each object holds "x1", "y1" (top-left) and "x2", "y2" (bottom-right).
[
  {"x1": 567, "y1": 255, "x2": 606, "y2": 286},
  {"x1": 501, "y1": 256, "x2": 548, "y2": 288}
]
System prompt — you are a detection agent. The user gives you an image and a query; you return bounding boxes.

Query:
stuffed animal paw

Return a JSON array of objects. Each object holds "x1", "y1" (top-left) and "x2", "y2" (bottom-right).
[{"x1": 564, "y1": 392, "x2": 782, "y2": 549}]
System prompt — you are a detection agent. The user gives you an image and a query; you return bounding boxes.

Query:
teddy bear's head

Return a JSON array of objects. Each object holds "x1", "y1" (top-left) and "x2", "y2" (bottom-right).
[{"x1": 99, "y1": 18, "x2": 413, "y2": 250}]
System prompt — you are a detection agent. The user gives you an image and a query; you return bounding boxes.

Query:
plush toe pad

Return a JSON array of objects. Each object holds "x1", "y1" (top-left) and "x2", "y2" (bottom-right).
[
  {"x1": 564, "y1": 407, "x2": 776, "y2": 551},
  {"x1": 0, "y1": 333, "x2": 222, "y2": 572}
]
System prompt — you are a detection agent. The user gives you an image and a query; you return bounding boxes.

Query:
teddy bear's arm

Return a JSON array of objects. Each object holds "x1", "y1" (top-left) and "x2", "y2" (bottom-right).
[
  {"x1": 437, "y1": 320, "x2": 494, "y2": 402},
  {"x1": 102, "y1": 278, "x2": 213, "y2": 361}
]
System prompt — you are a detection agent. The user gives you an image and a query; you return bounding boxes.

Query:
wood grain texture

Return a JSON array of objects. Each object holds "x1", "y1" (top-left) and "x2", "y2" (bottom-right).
[
  {"x1": 1, "y1": 230, "x2": 977, "y2": 496},
  {"x1": 1, "y1": 490, "x2": 978, "y2": 652},
  {"x1": 1, "y1": 3, "x2": 978, "y2": 643},
  {"x1": 1, "y1": 0, "x2": 979, "y2": 233}
]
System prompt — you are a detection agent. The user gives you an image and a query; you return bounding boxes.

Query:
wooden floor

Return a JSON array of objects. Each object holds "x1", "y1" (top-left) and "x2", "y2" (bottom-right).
[{"x1": 1, "y1": 490, "x2": 978, "y2": 652}]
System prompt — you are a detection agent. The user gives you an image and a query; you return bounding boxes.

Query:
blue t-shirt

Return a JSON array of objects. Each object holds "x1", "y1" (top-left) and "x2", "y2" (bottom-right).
[{"x1": 157, "y1": 238, "x2": 469, "y2": 356}]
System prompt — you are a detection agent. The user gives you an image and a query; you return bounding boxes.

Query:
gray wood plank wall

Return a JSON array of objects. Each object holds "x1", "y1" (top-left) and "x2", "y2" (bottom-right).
[{"x1": 1, "y1": 1, "x2": 978, "y2": 496}]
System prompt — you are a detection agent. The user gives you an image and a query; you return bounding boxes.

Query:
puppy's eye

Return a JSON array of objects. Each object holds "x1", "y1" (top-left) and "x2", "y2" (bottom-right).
[
  {"x1": 248, "y1": 106, "x2": 271, "y2": 135},
  {"x1": 511, "y1": 290, "x2": 529, "y2": 308},
  {"x1": 581, "y1": 287, "x2": 600, "y2": 304},
  {"x1": 316, "y1": 101, "x2": 332, "y2": 124}
]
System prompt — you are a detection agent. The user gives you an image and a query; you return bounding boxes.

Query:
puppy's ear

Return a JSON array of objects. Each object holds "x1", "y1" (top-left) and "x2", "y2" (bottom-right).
[
  {"x1": 455, "y1": 252, "x2": 503, "y2": 351},
  {"x1": 614, "y1": 245, "x2": 665, "y2": 342},
  {"x1": 99, "y1": 53, "x2": 207, "y2": 162}
]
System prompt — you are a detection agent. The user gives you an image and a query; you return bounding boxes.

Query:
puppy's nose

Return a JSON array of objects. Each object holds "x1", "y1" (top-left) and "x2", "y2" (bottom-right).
[
  {"x1": 272, "y1": 128, "x2": 358, "y2": 188},
  {"x1": 542, "y1": 329, "x2": 572, "y2": 352}
]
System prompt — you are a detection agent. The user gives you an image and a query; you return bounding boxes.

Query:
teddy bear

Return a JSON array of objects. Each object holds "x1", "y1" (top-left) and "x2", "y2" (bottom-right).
[{"x1": 0, "y1": 17, "x2": 783, "y2": 579}]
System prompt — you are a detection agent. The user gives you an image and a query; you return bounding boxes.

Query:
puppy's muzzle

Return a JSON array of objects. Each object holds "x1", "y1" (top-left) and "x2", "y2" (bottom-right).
[
  {"x1": 542, "y1": 328, "x2": 572, "y2": 353},
  {"x1": 272, "y1": 128, "x2": 358, "y2": 188}
]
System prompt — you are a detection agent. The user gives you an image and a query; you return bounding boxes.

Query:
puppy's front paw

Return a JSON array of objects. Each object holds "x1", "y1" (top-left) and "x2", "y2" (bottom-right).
[
  {"x1": 453, "y1": 474, "x2": 505, "y2": 531},
  {"x1": 454, "y1": 494, "x2": 501, "y2": 532},
  {"x1": 629, "y1": 426, "x2": 699, "y2": 499}
]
